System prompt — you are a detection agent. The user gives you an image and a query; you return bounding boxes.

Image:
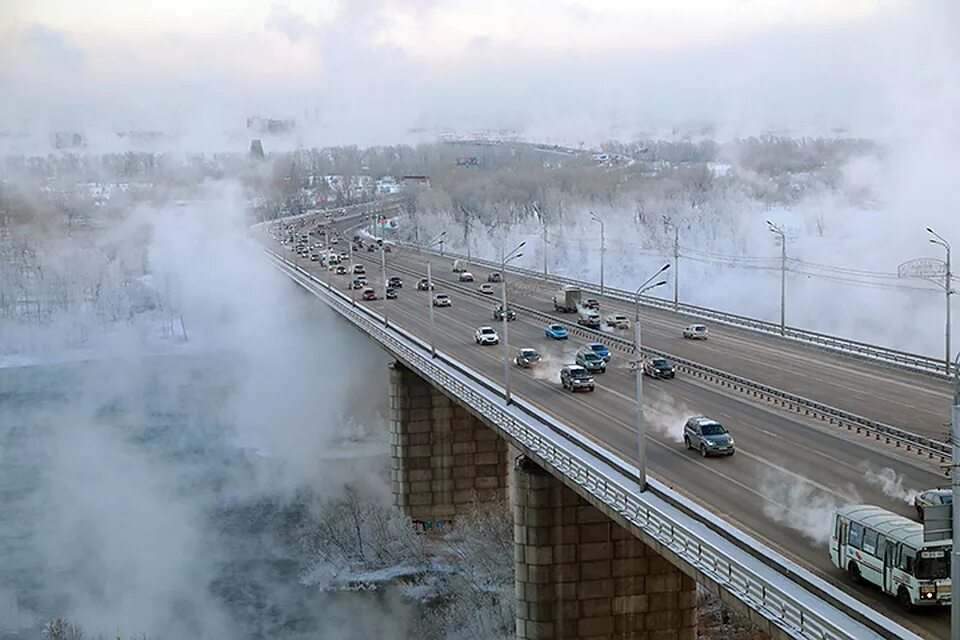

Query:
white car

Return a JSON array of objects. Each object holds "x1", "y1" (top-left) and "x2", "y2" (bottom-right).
[
  {"x1": 605, "y1": 314, "x2": 630, "y2": 329},
  {"x1": 475, "y1": 326, "x2": 500, "y2": 345},
  {"x1": 478, "y1": 283, "x2": 495, "y2": 294},
  {"x1": 683, "y1": 324, "x2": 709, "y2": 340},
  {"x1": 433, "y1": 294, "x2": 452, "y2": 307}
]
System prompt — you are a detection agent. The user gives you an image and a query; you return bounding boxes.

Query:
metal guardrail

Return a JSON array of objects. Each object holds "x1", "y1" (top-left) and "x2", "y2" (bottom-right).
[
  {"x1": 377, "y1": 256, "x2": 951, "y2": 463},
  {"x1": 414, "y1": 246, "x2": 952, "y2": 379},
  {"x1": 263, "y1": 246, "x2": 917, "y2": 640}
]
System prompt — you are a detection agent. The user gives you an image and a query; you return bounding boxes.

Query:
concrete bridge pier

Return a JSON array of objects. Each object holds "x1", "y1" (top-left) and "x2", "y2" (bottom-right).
[
  {"x1": 513, "y1": 457, "x2": 697, "y2": 640},
  {"x1": 389, "y1": 362, "x2": 508, "y2": 528}
]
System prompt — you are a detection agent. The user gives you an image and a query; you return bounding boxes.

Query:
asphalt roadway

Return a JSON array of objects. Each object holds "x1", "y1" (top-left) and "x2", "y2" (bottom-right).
[{"x1": 268, "y1": 220, "x2": 952, "y2": 638}]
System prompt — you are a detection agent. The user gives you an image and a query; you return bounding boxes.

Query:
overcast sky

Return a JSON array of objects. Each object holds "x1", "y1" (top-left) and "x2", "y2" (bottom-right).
[{"x1": 1, "y1": 1, "x2": 957, "y2": 148}]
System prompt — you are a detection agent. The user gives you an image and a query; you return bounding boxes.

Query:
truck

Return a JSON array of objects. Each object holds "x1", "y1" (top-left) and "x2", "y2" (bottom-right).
[
  {"x1": 553, "y1": 285, "x2": 581, "y2": 313},
  {"x1": 452, "y1": 259, "x2": 466, "y2": 273}
]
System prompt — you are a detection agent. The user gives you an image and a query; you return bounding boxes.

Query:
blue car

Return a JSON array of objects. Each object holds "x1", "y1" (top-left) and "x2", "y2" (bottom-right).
[
  {"x1": 545, "y1": 323, "x2": 568, "y2": 340},
  {"x1": 586, "y1": 343, "x2": 611, "y2": 362}
]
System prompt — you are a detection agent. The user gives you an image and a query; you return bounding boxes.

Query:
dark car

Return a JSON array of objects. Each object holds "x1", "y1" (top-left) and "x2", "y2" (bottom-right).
[
  {"x1": 494, "y1": 305, "x2": 517, "y2": 321},
  {"x1": 584, "y1": 298, "x2": 601, "y2": 310},
  {"x1": 388, "y1": 276, "x2": 403, "y2": 288},
  {"x1": 385, "y1": 287, "x2": 398, "y2": 299},
  {"x1": 367, "y1": 244, "x2": 377, "y2": 252},
  {"x1": 560, "y1": 365, "x2": 595, "y2": 392},
  {"x1": 488, "y1": 272, "x2": 503, "y2": 283},
  {"x1": 914, "y1": 489, "x2": 952, "y2": 522},
  {"x1": 335, "y1": 265, "x2": 348, "y2": 275},
  {"x1": 417, "y1": 278, "x2": 434, "y2": 291},
  {"x1": 683, "y1": 417, "x2": 735, "y2": 457},
  {"x1": 643, "y1": 357, "x2": 675, "y2": 379},
  {"x1": 575, "y1": 349, "x2": 606, "y2": 374},
  {"x1": 362, "y1": 288, "x2": 377, "y2": 301},
  {"x1": 515, "y1": 348, "x2": 542, "y2": 368}
]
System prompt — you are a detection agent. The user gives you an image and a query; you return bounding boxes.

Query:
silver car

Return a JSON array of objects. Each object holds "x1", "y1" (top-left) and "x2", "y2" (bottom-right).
[{"x1": 683, "y1": 416, "x2": 734, "y2": 457}]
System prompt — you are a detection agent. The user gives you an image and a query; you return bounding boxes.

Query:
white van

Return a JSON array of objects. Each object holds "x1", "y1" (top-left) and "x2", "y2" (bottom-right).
[{"x1": 452, "y1": 259, "x2": 466, "y2": 273}]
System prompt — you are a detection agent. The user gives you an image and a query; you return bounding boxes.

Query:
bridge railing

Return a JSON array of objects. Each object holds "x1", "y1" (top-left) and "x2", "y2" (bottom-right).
[
  {"x1": 262, "y1": 245, "x2": 919, "y2": 640},
  {"x1": 402, "y1": 244, "x2": 952, "y2": 379},
  {"x1": 379, "y1": 257, "x2": 951, "y2": 463}
]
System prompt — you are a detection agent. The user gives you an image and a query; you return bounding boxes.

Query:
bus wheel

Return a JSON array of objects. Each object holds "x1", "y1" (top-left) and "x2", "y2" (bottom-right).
[
  {"x1": 897, "y1": 587, "x2": 914, "y2": 612},
  {"x1": 846, "y1": 562, "x2": 862, "y2": 584}
]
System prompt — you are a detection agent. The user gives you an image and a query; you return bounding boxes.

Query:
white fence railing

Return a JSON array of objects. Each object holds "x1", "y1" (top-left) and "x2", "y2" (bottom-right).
[{"x1": 263, "y1": 246, "x2": 920, "y2": 640}]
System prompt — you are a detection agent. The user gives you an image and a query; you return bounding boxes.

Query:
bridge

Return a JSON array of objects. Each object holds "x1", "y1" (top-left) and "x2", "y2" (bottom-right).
[{"x1": 256, "y1": 206, "x2": 950, "y2": 639}]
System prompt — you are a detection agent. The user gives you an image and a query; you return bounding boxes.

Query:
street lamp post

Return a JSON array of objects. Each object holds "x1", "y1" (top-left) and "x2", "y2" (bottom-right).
[
  {"x1": 951, "y1": 352, "x2": 960, "y2": 640},
  {"x1": 348, "y1": 241, "x2": 356, "y2": 306},
  {"x1": 634, "y1": 264, "x2": 670, "y2": 492},
  {"x1": 590, "y1": 212, "x2": 605, "y2": 295},
  {"x1": 380, "y1": 239, "x2": 388, "y2": 326},
  {"x1": 767, "y1": 221, "x2": 787, "y2": 336},
  {"x1": 426, "y1": 232, "x2": 446, "y2": 358},
  {"x1": 928, "y1": 228, "x2": 953, "y2": 374},
  {"x1": 500, "y1": 241, "x2": 526, "y2": 405}
]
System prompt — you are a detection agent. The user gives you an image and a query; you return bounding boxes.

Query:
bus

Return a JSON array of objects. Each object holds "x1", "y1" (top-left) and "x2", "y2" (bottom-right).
[{"x1": 830, "y1": 505, "x2": 951, "y2": 609}]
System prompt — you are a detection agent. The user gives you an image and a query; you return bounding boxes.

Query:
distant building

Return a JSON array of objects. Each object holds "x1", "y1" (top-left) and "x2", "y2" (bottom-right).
[
  {"x1": 52, "y1": 132, "x2": 85, "y2": 150},
  {"x1": 376, "y1": 176, "x2": 401, "y2": 195},
  {"x1": 249, "y1": 139, "x2": 265, "y2": 160},
  {"x1": 246, "y1": 116, "x2": 295, "y2": 135},
  {"x1": 456, "y1": 156, "x2": 479, "y2": 167},
  {"x1": 401, "y1": 175, "x2": 431, "y2": 188}
]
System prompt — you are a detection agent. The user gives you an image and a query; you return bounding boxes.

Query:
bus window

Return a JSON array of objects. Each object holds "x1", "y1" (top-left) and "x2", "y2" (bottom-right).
[
  {"x1": 848, "y1": 522, "x2": 864, "y2": 549},
  {"x1": 899, "y1": 546, "x2": 916, "y2": 573},
  {"x1": 862, "y1": 529, "x2": 878, "y2": 555},
  {"x1": 876, "y1": 535, "x2": 887, "y2": 561},
  {"x1": 916, "y1": 550, "x2": 950, "y2": 580}
]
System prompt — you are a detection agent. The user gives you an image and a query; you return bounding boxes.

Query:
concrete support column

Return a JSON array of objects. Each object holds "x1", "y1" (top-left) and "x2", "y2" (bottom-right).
[
  {"x1": 389, "y1": 361, "x2": 508, "y2": 527},
  {"x1": 513, "y1": 457, "x2": 697, "y2": 640}
]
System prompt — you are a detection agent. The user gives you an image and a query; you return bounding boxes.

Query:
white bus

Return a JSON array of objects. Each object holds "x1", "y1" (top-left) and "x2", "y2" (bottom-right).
[{"x1": 830, "y1": 505, "x2": 950, "y2": 609}]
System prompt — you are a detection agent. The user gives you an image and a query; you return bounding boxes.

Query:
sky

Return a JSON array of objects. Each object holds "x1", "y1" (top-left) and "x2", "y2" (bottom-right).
[{"x1": 0, "y1": 1, "x2": 957, "y2": 149}]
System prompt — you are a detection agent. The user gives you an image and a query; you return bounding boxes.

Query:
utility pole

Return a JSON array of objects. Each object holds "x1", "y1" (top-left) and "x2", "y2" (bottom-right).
[
  {"x1": 767, "y1": 221, "x2": 787, "y2": 336},
  {"x1": 634, "y1": 264, "x2": 670, "y2": 492},
  {"x1": 673, "y1": 226, "x2": 680, "y2": 310},
  {"x1": 929, "y1": 228, "x2": 953, "y2": 374},
  {"x1": 952, "y1": 352, "x2": 960, "y2": 640}
]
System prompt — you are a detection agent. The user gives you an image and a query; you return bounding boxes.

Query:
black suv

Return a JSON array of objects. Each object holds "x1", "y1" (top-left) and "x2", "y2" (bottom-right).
[
  {"x1": 643, "y1": 357, "x2": 675, "y2": 379},
  {"x1": 388, "y1": 276, "x2": 403, "y2": 288}
]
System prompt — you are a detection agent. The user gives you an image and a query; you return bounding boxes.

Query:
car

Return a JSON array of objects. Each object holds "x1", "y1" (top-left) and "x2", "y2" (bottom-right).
[
  {"x1": 515, "y1": 347, "x2": 542, "y2": 368},
  {"x1": 914, "y1": 489, "x2": 952, "y2": 522},
  {"x1": 642, "y1": 357, "x2": 675, "y2": 379},
  {"x1": 683, "y1": 417, "x2": 735, "y2": 457},
  {"x1": 338, "y1": 252, "x2": 349, "y2": 261},
  {"x1": 586, "y1": 343, "x2": 611, "y2": 362},
  {"x1": 494, "y1": 305, "x2": 517, "y2": 321},
  {"x1": 576, "y1": 349, "x2": 606, "y2": 373},
  {"x1": 459, "y1": 272, "x2": 474, "y2": 282},
  {"x1": 350, "y1": 279, "x2": 364, "y2": 290},
  {"x1": 577, "y1": 310, "x2": 601, "y2": 328},
  {"x1": 417, "y1": 278, "x2": 435, "y2": 291},
  {"x1": 475, "y1": 326, "x2": 500, "y2": 345},
  {"x1": 385, "y1": 287, "x2": 398, "y2": 299},
  {"x1": 433, "y1": 294, "x2": 452, "y2": 307},
  {"x1": 388, "y1": 276, "x2": 403, "y2": 288},
  {"x1": 336, "y1": 265, "x2": 348, "y2": 274},
  {"x1": 330, "y1": 238, "x2": 339, "y2": 245},
  {"x1": 310, "y1": 253, "x2": 320, "y2": 261},
  {"x1": 488, "y1": 272, "x2": 503, "y2": 283},
  {"x1": 560, "y1": 365, "x2": 595, "y2": 392},
  {"x1": 353, "y1": 264, "x2": 366, "y2": 275},
  {"x1": 362, "y1": 288, "x2": 378, "y2": 301},
  {"x1": 383, "y1": 245, "x2": 392, "y2": 253},
  {"x1": 683, "y1": 324, "x2": 709, "y2": 340},
  {"x1": 605, "y1": 314, "x2": 630, "y2": 329},
  {"x1": 545, "y1": 324, "x2": 568, "y2": 340},
  {"x1": 356, "y1": 276, "x2": 368, "y2": 286},
  {"x1": 584, "y1": 298, "x2": 600, "y2": 310},
  {"x1": 478, "y1": 283, "x2": 495, "y2": 294},
  {"x1": 367, "y1": 244, "x2": 378, "y2": 252}
]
